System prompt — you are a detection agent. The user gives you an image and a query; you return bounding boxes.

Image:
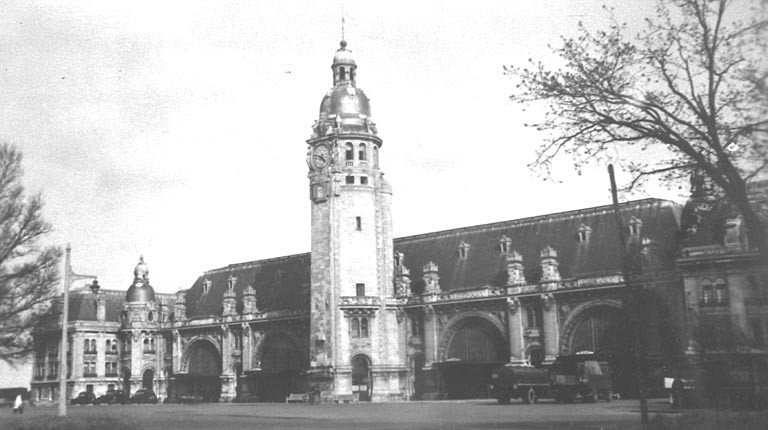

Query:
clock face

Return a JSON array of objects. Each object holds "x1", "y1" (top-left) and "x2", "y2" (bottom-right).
[{"x1": 312, "y1": 145, "x2": 331, "y2": 169}]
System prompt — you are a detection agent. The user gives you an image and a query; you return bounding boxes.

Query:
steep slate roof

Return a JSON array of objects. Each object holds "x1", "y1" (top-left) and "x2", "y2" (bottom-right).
[
  {"x1": 66, "y1": 288, "x2": 176, "y2": 323},
  {"x1": 183, "y1": 198, "x2": 681, "y2": 316},
  {"x1": 395, "y1": 198, "x2": 681, "y2": 293},
  {"x1": 185, "y1": 253, "x2": 311, "y2": 318}
]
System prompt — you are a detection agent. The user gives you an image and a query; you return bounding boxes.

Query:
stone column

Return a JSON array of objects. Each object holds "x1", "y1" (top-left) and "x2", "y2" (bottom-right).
[
  {"x1": 421, "y1": 304, "x2": 443, "y2": 399},
  {"x1": 241, "y1": 323, "x2": 252, "y2": 371},
  {"x1": 506, "y1": 297, "x2": 525, "y2": 363},
  {"x1": 541, "y1": 293, "x2": 559, "y2": 362},
  {"x1": 220, "y1": 325, "x2": 236, "y2": 402}
]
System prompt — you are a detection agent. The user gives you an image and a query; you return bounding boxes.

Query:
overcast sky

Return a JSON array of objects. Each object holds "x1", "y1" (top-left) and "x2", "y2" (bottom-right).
[{"x1": 0, "y1": 0, "x2": 701, "y2": 296}]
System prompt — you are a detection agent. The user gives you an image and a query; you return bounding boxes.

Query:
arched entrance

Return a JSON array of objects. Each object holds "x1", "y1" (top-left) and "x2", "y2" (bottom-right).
[
  {"x1": 351, "y1": 355, "x2": 372, "y2": 401},
  {"x1": 563, "y1": 304, "x2": 634, "y2": 396},
  {"x1": 142, "y1": 369, "x2": 154, "y2": 391},
  {"x1": 247, "y1": 331, "x2": 304, "y2": 402},
  {"x1": 437, "y1": 315, "x2": 507, "y2": 399},
  {"x1": 176, "y1": 339, "x2": 222, "y2": 402}
]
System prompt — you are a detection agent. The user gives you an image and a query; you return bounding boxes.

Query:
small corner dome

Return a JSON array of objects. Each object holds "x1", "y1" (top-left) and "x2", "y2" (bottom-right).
[
  {"x1": 125, "y1": 283, "x2": 156, "y2": 303},
  {"x1": 125, "y1": 255, "x2": 156, "y2": 303},
  {"x1": 333, "y1": 40, "x2": 356, "y2": 66}
]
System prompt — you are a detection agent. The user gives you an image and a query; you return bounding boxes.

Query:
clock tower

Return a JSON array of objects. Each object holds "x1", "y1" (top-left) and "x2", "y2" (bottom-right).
[{"x1": 306, "y1": 40, "x2": 406, "y2": 401}]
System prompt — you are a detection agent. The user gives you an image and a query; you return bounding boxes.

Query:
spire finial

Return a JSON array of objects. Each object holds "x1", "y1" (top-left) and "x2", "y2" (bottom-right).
[{"x1": 341, "y1": 5, "x2": 346, "y2": 44}]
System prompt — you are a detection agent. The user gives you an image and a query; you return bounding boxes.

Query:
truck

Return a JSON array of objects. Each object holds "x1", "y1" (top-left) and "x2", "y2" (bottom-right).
[
  {"x1": 489, "y1": 365, "x2": 551, "y2": 404},
  {"x1": 489, "y1": 356, "x2": 613, "y2": 404}
]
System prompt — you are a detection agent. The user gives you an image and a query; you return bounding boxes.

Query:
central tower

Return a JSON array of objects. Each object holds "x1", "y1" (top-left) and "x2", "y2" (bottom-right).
[{"x1": 307, "y1": 41, "x2": 405, "y2": 401}]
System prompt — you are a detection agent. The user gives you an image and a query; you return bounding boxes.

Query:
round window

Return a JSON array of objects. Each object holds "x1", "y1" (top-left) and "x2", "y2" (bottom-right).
[{"x1": 148, "y1": 311, "x2": 154, "y2": 321}]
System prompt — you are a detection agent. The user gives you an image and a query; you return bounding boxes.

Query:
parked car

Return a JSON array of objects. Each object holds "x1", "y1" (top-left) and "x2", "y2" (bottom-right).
[
  {"x1": 70, "y1": 391, "x2": 96, "y2": 405},
  {"x1": 128, "y1": 389, "x2": 158, "y2": 404},
  {"x1": 95, "y1": 390, "x2": 126, "y2": 405}
]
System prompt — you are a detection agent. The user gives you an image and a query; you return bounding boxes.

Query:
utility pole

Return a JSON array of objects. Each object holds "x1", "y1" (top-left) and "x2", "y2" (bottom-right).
[
  {"x1": 608, "y1": 165, "x2": 649, "y2": 430},
  {"x1": 59, "y1": 244, "x2": 98, "y2": 417}
]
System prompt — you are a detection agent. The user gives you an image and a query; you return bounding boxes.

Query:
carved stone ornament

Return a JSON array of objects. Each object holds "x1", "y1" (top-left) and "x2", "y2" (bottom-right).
[
  {"x1": 396, "y1": 308, "x2": 405, "y2": 323},
  {"x1": 507, "y1": 297, "x2": 520, "y2": 313},
  {"x1": 541, "y1": 293, "x2": 555, "y2": 309},
  {"x1": 241, "y1": 322, "x2": 251, "y2": 333},
  {"x1": 172, "y1": 329, "x2": 179, "y2": 340},
  {"x1": 132, "y1": 330, "x2": 140, "y2": 343},
  {"x1": 424, "y1": 305, "x2": 435, "y2": 321}
]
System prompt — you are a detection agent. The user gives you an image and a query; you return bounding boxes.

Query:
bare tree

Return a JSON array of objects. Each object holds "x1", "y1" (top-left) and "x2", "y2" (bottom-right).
[
  {"x1": 508, "y1": 0, "x2": 768, "y2": 255},
  {"x1": 0, "y1": 143, "x2": 62, "y2": 362}
]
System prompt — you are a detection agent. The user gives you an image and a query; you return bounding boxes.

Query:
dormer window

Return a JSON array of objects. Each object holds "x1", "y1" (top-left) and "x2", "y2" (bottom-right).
[
  {"x1": 202, "y1": 279, "x2": 211, "y2": 294},
  {"x1": 458, "y1": 241, "x2": 470, "y2": 259},
  {"x1": 499, "y1": 235, "x2": 512, "y2": 254},
  {"x1": 227, "y1": 275, "x2": 237, "y2": 290},
  {"x1": 275, "y1": 270, "x2": 283, "y2": 282},
  {"x1": 577, "y1": 224, "x2": 592, "y2": 243},
  {"x1": 628, "y1": 217, "x2": 643, "y2": 236}
]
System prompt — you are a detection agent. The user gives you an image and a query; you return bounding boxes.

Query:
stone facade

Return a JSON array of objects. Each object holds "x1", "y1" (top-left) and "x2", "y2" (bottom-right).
[{"x1": 31, "y1": 41, "x2": 767, "y2": 404}]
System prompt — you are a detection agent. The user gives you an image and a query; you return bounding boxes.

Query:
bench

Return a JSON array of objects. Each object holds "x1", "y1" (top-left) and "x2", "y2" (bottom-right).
[{"x1": 286, "y1": 393, "x2": 308, "y2": 403}]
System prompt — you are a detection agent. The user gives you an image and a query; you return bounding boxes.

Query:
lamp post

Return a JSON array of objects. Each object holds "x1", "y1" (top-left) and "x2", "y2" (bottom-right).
[{"x1": 58, "y1": 244, "x2": 98, "y2": 417}]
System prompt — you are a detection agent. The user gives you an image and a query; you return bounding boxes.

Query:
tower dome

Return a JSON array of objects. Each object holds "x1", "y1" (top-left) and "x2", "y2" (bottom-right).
[
  {"x1": 318, "y1": 40, "x2": 373, "y2": 129},
  {"x1": 125, "y1": 255, "x2": 156, "y2": 303}
]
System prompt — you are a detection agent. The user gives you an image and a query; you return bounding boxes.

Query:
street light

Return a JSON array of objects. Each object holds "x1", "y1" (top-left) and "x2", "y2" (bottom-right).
[{"x1": 59, "y1": 244, "x2": 97, "y2": 417}]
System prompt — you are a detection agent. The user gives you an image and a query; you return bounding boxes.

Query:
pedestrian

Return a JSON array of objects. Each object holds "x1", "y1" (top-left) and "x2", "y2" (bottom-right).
[{"x1": 13, "y1": 394, "x2": 23, "y2": 414}]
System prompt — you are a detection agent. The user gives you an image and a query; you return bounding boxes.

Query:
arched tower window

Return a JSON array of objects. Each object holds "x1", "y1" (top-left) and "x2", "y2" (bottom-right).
[
  {"x1": 358, "y1": 143, "x2": 367, "y2": 162},
  {"x1": 339, "y1": 67, "x2": 346, "y2": 81},
  {"x1": 373, "y1": 146, "x2": 379, "y2": 167},
  {"x1": 345, "y1": 143, "x2": 354, "y2": 161}
]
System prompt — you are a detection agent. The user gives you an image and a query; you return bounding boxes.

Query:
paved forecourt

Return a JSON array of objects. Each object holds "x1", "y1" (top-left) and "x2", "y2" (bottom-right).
[{"x1": 3, "y1": 399, "x2": 668, "y2": 430}]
